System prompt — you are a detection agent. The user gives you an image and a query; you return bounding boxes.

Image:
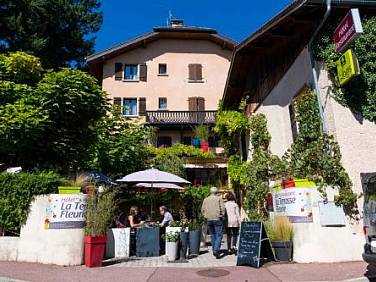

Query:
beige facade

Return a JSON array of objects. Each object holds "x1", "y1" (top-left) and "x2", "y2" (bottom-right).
[{"x1": 102, "y1": 39, "x2": 232, "y2": 112}]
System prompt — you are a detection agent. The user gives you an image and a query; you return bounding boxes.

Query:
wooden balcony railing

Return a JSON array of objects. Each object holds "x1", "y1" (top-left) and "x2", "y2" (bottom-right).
[{"x1": 146, "y1": 110, "x2": 216, "y2": 125}]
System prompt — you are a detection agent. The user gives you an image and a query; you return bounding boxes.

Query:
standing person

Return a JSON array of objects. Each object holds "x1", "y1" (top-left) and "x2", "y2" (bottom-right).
[
  {"x1": 201, "y1": 187, "x2": 225, "y2": 259},
  {"x1": 159, "y1": 206, "x2": 174, "y2": 227},
  {"x1": 128, "y1": 206, "x2": 144, "y2": 256},
  {"x1": 225, "y1": 193, "x2": 241, "y2": 255}
]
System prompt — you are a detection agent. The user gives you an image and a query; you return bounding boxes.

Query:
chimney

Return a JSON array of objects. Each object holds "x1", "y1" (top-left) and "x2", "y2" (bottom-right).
[{"x1": 170, "y1": 19, "x2": 184, "y2": 27}]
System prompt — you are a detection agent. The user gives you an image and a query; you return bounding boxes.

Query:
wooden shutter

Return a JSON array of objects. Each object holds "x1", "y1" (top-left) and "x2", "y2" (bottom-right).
[
  {"x1": 197, "y1": 97, "x2": 205, "y2": 111},
  {"x1": 113, "y1": 97, "x2": 121, "y2": 108},
  {"x1": 139, "y1": 97, "x2": 146, "y2": 115},
  {"x1": 188, "y1": 97, "x2": 197, "y2": 111},
  {"x1": 188, "y1": 64, "x2": 202, "y2": 81},
  {"x1": 139, "y1": 64, "x2": 147, "y2": 81},
  {"x1": 115, "y1": 63, "x2": 123, "y2": 80}
]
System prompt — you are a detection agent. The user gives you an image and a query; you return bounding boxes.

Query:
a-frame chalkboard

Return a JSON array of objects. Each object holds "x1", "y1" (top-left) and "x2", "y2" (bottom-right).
[{"x1": 236, "y1": 222, "x2": 275, "y2": 268}]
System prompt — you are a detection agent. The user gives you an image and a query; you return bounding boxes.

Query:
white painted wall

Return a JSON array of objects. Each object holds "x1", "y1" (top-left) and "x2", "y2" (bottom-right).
[
  {"x1": 0, "y1": 195, "x2": 85, "y2": 266},
  {"x1": 255, "y1": 47, "x2": 376, "y2": 262}
]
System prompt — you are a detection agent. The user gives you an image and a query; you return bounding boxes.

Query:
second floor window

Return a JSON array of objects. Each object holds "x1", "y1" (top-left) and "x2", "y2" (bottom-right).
[
  {"x1": 188, "y1": 64, "x2": 203, "y2": 82},
  {"x1": 158, "y1": 64, "x2": 167, "y2": 75},
  {"x1": 158, "y1": 97, "x2": 167, "y2": 110},
  {"x1": 124, "y1": 64, "x2": 138, "y2": 80},
  {"x1": 123, "y1": 98, "x2": 137, "y2": 116}
]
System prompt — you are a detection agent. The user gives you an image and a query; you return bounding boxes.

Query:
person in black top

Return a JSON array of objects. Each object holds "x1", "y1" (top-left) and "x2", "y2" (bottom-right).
[{"x1": 128, "y1": 206, "x2": 144, "y2": 256}]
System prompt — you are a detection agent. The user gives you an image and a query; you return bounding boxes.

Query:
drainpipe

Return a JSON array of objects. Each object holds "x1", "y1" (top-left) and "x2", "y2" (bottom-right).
[{"x1": 308, "y1": 0, "x2": 332, "y2": 134}]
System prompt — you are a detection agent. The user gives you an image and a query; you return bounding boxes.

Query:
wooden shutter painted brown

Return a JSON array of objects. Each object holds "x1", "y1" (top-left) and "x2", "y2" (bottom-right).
[
  {"x1": 113, "y1": 97, "x2": 121, "y2": 107},
  {"x1": 139, "y1": 64, "x2": 147, "y2": 81},
  {"x1": 115, "y1": 63, "x2": 123, "y2": 80},
  {"x1": 188, "y1": 97, "x2": 197, "y2": 111},
  {"x1": 188, "y1": 64, "x2": 202, "y2": 81},
  {"x1": 139, "y1": 97, "x2": 146, "y2": 115},
  {"x1": 197, "y1": 97, "x2": 205, "y2": 111}
]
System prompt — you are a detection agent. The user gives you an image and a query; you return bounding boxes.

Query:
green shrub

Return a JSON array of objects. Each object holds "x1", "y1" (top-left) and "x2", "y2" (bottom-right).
[
  {"x1": 265, "y1": 216, "x2": 294, "y2": 242},
  {"x1": 0, "y1": 171, "x2": 63, "y2": 233}
]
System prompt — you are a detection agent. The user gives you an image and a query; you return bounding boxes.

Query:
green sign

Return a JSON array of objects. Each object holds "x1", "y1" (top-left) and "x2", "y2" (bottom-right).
[{"x1": 336, "y1": 49, "x2": 360, "y2": 86}]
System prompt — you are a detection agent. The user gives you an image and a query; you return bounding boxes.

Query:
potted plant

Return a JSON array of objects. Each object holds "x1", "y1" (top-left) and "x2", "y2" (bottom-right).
[
  {"x1": 58, "y1": 173, "x2": 88, "y2": 194},
  {"x1": 163, "y1": 232, "x2": 179, "y2": 261},
  {"x1": 194, "y1": 124, "x2": 210, "y2": 152},
  {"x1": 84, "y1": 188, "x2": 116, "y2": 267},
  {"x1": 266, "y1": 216, "x2": 294, "y2": 262},
  {"x1": 188, "y1": 220, "x2": 202, "y2": 257}
]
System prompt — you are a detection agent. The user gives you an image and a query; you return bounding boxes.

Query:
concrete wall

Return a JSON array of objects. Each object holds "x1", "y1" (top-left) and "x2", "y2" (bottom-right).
[
  {"x1": 254, "y1": 47, "x2": 376, "y2": 262},
  {"x1": 0, "y1": 195, "x2": 85, "y2": 266},
  {"x1": 102, "y1": 39, "x2": 232, "y2": 111}
]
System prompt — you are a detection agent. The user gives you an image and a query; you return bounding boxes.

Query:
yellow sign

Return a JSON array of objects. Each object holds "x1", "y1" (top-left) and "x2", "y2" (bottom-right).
[{"x1": 336, "y1": 49, "x2": 360, "y2": 86}]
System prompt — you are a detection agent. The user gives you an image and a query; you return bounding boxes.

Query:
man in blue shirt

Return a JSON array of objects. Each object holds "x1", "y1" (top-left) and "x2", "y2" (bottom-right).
[{"x1": 159, "y1": 205, "x2": 174, "y2": 227}]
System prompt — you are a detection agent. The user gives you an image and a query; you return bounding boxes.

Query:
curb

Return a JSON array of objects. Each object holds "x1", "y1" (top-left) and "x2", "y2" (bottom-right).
[{"x1": 0, "y1": 277, "x2": 29, "y2": 282}]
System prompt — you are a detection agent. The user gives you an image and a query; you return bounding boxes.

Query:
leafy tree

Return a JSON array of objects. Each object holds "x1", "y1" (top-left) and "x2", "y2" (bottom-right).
[
  {"x1": 0, "y1": 0, "x2": 102, "y2": 69},
  {"x1": 88, "y1": 109, "x2": 151, "y2": 178}
]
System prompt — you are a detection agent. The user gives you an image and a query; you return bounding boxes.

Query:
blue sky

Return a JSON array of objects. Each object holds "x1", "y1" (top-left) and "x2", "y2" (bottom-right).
[{"x1": 94, "y1": 0, "x2": 292, "y2": 52}]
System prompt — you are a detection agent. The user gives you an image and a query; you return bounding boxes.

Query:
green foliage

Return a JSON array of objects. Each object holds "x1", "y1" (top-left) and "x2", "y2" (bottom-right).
[
  {"x1": 85, "y1": 188, "x2": 117, "y2": 236},
  {"x1": 181, "y1": 186, "x2": 210, "y2": 221},
  {"x1": 88, "y1": 109, "x2": 150, "y2": 178},
  {"x1": 152, "y1": 154, "x2": 186, "y2": 178},
  {"x1": 0, "y1": 0, "x2": 102, "y2": 69},
  {"x1": 285, "y1": 89, "x2": 358, "y2": 217},
  {"x1": 227, "y1": 114, "x2": 286, "y2": 221},
  {"x1": 162, "y1": 232, "x2": 180, "y2": 242},
  {"x1": 314, "y1": 15, "x2": 376, "y2": 123},
  {"x1": 265, "y1": 216, "x2": 294, "y2": 242},
  {"x1": 194, "y1": 124, "x2": 209, "y2": 141},
  {"x1": 0, "y1": 52, "x2": 109, "y2": 171},
  {"x1": 0, "y1": 171, "x2": 63, "y2": 233},
  {"x1": 0, "y1": 52, "x2": 43, "y2": 85},
  {"x1": 151, "y1": 144, "x2": 215, "y2": 159},
  {"x1": 214, "y1": 110, "x2": 250, "y2": 156}
]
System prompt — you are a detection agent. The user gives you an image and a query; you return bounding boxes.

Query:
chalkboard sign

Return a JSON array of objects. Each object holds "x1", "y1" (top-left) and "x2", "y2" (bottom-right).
[{"x1": 236, "y1": 222, "x2": 275, "y2": 268}]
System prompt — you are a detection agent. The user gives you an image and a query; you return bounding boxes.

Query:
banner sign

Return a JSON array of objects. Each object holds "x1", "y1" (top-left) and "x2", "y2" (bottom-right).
[
  {"x1": 336, "y1": 49, "x2": 360, "y2": 86},
  {"x1": 45, "y1": 194, "x2": 87, "y2": 229},
  {"x1": 333, "y1": 9, "x2": 363, "y2": 53},
  {"x1": 273, "y1": 188, "x2": 313, "y2": 223}
]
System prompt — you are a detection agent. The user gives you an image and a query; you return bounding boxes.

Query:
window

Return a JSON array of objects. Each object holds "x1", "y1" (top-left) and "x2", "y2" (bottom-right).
[
  {"x1": 115, "y1": 63, "x2": 123, "y2": 80},
  {"x1": 158, "y1": 97, "x2": 167, "y2": 110},
  {"x1": 188, "y1": 64, "x2": 203, "y2": 81},
  {"x1": 123, "y1": 98, "x2": 137, "y2": 116},
  {"x1": 158, "y1": 64, "x2": 167, "y2": 75},
  {"x1": 157, "y1": 136, "x2": 172, "y2": 147},
  {"x1": 124, "y1": 64, "x2": 138, "y2": 80}
]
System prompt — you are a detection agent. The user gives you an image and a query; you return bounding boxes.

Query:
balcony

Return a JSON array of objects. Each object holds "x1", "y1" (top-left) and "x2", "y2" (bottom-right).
[{"x1": 146, "y1": 110, "x2": 216, "y2": 125}]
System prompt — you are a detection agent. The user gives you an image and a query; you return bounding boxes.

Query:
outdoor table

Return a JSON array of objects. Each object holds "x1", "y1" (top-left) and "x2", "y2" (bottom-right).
[{"x1": 136, "y1": 227, "x2": 160, "y2": 257}]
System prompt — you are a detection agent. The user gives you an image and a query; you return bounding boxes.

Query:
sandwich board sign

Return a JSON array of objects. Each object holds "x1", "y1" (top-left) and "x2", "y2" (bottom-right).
[
  {"x1": 236, "y1": 222, "x2": 275, "y2": 268},
  {"x1": 336, "y1": 49, "x2": 360, "y2": 86},
  {"x1": 333, "y1": 9, "x2": 363, "y2": 53}
]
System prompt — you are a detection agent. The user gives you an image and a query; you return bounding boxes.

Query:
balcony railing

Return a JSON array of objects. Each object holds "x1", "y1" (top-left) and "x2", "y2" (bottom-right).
[{"x1": 146, "y1": 110, "x2": 216, "y2": 125}]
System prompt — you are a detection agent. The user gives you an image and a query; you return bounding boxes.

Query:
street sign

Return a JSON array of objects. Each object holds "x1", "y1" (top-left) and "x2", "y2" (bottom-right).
[
  {"x1": 336, "y1": 49, "x2": 360, "y2": 86},
  {"x1": 333, "y1": 9, "x2": 363, "y2": 53}
]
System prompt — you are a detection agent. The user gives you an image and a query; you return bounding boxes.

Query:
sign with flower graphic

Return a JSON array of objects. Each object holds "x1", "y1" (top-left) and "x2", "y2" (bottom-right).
[{"x1": 44, "y1": 194, "x2": 88, "y2": 229}]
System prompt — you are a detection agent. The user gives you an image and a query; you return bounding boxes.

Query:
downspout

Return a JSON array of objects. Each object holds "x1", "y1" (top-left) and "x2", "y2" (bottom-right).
[{"x1": 308, "y1": 0, "x2": 332, "y2": 134}]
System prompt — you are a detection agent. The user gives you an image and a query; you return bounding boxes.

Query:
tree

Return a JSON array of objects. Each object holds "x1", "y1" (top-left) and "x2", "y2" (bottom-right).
[
  {"x1": 88, "y1": 109, "x2": 151, "y2": 178},
  {"x1": 0, "y1": 0, "x2": 102, "y2": 69},
  {"x1": 0, "y1": 52, "x2": 108, "y2": 171}
]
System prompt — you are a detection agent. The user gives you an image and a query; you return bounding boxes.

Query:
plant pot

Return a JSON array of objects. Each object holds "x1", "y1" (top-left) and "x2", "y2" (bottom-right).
[
  {"x1": 192, "y1": 137, "x2": 201, "y2": 148},
  {"x1": 179, "y1": 231, "x2": 189, "y2": 260},
  {"x1": 84, "y1": 235, "x2": 107, "y2": 267},
  {"x1": 58, "y1": 186, "x2": 81, "y2": 194},
  {"x1": 200, "y1": 142, "x2": 209, "y2": 152},
  {"x1": 166, "y1": 241, "x2": 178, "y2": 261},
  {"x1": 189, "y1": 229, "x2": 201, "y2": 257},
  {"x1": 271, "y1": 240, "x2": 293, "y2": 262}
]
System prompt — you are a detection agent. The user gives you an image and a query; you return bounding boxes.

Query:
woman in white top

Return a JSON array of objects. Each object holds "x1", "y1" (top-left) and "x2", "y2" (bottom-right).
[{"x1": 224, "y1": 193, "x2": 241, "y2": 255}]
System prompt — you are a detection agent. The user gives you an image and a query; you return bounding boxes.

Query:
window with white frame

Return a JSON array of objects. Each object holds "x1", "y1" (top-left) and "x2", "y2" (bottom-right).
[
  {"x1": 123, "y1": 98, "x2": 137, "y2": 116},
  {"x1": 158, "y1": 97, "x2": 167, "y2": 110},
  {"x1": 124, "y1": 64, "x2": 138, "y2": 80}
]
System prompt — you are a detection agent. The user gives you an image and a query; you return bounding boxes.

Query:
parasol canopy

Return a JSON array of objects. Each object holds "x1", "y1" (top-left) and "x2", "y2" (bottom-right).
[
  {"x1": 134, "y1": 182, "x2": 184, "y2": 190},
  {"x1": 117, "y1": 168, "x2": 190, "y2": 184}
]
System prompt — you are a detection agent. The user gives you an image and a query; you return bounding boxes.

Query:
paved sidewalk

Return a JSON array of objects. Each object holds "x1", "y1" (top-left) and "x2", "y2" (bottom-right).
[{"x1": 0, "y1": 260, "x2": 374, "y2": 282}]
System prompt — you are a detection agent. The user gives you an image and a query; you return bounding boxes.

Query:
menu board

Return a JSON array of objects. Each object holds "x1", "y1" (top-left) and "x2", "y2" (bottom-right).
[{"x1": 236, "y1": 222, "x2": 274, "y2": 268}]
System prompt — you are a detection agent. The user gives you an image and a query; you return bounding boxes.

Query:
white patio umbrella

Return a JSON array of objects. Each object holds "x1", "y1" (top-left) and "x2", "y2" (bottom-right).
[
  {"x1": 117, "y1": 168, "x2": 190, "y2": 184},
  {"x1": 135, "y1": 182, "x2": 184, "y2": 190}
]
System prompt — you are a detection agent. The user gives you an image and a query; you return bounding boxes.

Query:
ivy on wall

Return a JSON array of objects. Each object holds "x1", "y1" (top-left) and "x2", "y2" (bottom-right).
[{"x1": 314, "y1": 15, "x2": 376, "y2": 123}]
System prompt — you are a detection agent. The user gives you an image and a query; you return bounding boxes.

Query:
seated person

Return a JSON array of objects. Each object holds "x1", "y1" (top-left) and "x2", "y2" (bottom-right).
[{"x1": 159, "y1": 205, "x2": 174, "y2": 227}]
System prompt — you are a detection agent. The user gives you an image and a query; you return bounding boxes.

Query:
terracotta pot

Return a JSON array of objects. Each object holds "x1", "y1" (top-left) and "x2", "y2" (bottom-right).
[{"x1": 84, "y1": 235, "x2": 107, "y2": 267}]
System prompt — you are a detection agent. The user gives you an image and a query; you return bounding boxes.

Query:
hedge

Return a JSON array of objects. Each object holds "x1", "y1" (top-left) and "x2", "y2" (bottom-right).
[{"x1": 0, "y1": 171, "x2": 63, "y2": 233}]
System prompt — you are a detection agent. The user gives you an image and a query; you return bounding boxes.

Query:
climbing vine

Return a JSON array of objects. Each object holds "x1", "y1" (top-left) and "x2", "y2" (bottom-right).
[
  {"x1": 284, "y1": 89, "x2": 358, "y2": 217},
  {"x1": 314, "y1": 15, "x2": 376, "y2": 123}
]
